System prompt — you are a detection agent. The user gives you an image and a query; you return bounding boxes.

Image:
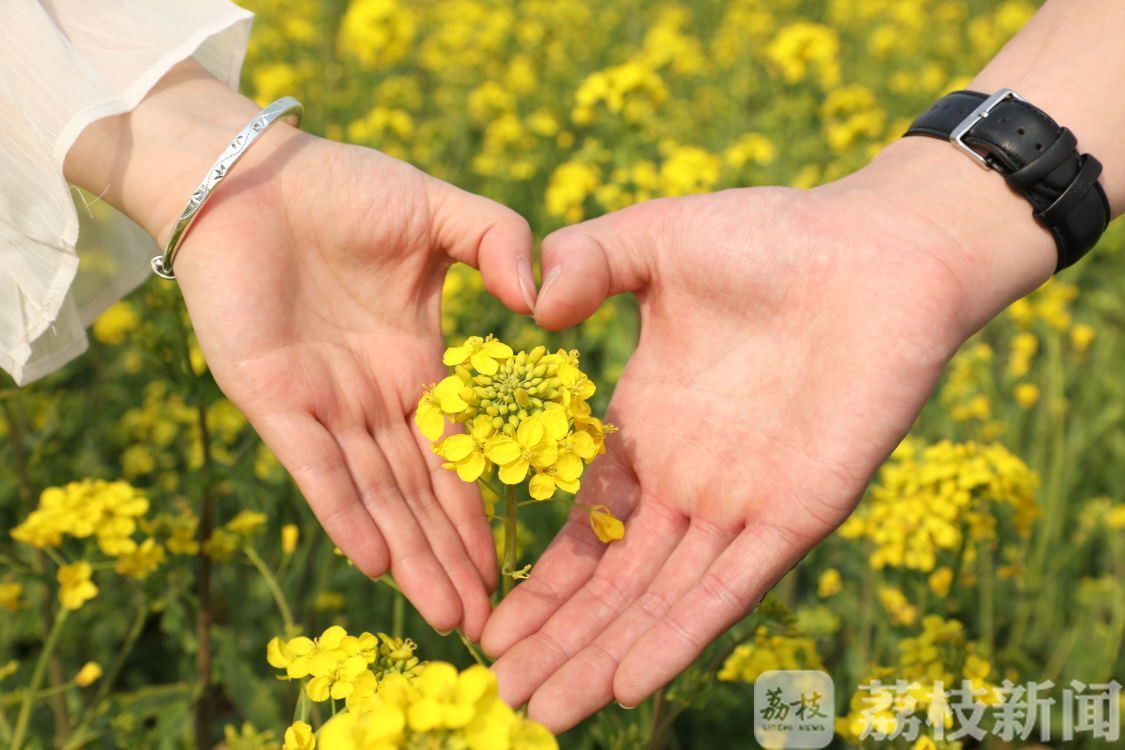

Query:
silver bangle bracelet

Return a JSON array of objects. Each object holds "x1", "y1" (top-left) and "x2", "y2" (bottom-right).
[{"x1": 151, "y1": 96, "x2": 304, "y2": 280}]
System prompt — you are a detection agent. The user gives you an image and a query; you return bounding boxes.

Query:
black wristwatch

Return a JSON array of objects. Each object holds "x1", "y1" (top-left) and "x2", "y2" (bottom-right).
[{"x1": 904, "y1": 88, "x2": 1109, "y2": 271}]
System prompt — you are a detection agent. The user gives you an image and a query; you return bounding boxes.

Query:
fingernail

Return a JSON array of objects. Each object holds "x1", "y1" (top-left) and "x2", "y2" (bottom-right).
[
  {"x1": 616, "y1": 701, "x2": 637, "y2": 710},
  {"x1": 436, "y1": 628, "x2": 453, "y2": 637},
  {"x1": 516, "y1": 257, "x2": 538, "y2": 313},
  {"x1": 538, "y1": 266, "x2": 562, "y2": 305}
]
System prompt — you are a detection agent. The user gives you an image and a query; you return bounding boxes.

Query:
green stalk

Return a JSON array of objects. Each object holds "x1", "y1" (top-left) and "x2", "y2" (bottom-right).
[
  {"x1": 68, "y1": 595, "x2": 148, "y2": 741},
  {"x1": 1027, "y1": 331, "x2": 1069, "y2": 649},
  {"x1": 502, "y1": 485, "x2": 519, "y2": 597},
  {"x1": 11, "y1": 608, "x2": 68, "y2": 750},
  {"x1": 979, "y1": 541, "x2": 994, "y2": 656},
  {"x1": 0, "y1": 681, "x2": 79, "y2": 707},
  {"x1": 3, "y1": 398, "x2": 70, "y2": 743},
  {"x1": 377, "y1": 576, "x2": 405, "y2": 638},
  {"x1": 392, "y1": 588, "x2": 405, "y2": 639},
  {"x1": 245, "y1": 546, "x2": 296, "y2": 633},
  {"x1": 457, "y1": 631, "x2": 487, "y2": 666},
  {"x1": 193, "y1": 399, "x2": 216, "y2": 750}
]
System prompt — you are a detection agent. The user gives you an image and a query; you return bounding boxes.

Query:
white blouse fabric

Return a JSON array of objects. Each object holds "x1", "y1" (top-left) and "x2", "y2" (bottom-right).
[{"x1": 0, "y1": 0, "x2": 252, "y2": 386}]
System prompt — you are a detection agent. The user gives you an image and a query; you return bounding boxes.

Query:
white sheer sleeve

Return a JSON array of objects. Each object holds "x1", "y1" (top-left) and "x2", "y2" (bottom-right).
[{"x1": 0, "y1": 0, "x2": 252, "y2": 385}]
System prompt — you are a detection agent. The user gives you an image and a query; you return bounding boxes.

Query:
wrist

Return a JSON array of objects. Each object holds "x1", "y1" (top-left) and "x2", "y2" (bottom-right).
[
  {"x1": 827, "y1": 136, "x2": 1057, "y2": 332},
  {"x1": 64, "y1": 59, "x2": 300, "y2": 248}
]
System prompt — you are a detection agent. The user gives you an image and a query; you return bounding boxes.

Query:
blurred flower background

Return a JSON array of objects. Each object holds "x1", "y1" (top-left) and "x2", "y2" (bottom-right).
[{"x1": 2, "y1": 0, "x2": 1124, "y2": 747}]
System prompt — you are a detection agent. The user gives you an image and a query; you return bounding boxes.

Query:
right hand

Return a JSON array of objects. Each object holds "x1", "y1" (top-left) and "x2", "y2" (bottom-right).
[{"x1": 479, "y1": 137, "x2": 1056, "y2": 729}]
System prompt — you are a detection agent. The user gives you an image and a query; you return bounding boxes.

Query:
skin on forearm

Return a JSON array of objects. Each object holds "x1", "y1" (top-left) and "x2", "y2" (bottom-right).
[
  {"x1": 63, "y1": 59, "x2": 301, "y2": 248},
  {"x1": 831, "y1": 0, "x2": 1125, "y2": 331}
]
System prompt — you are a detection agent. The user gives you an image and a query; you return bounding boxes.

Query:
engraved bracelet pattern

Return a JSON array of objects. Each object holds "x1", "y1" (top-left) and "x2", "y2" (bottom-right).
[{"x1": 151, "y1": 96, "x2": 304, "y2": 280}]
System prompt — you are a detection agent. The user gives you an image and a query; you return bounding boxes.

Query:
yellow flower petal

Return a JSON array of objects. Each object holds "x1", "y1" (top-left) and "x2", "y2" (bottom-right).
[
  {"x1": 556, "y1": 476, "x2": 580, "y2": 494},
  {"x1": 267, "y1": 637, "x2": 289, "y2": 669},
  {"x1": 589, "y1": 504, "x2": 625, "y2": 543},
  {"x1": 529, "y1": 473, "x2": 556, "y2": 500},
  {"x1": 499, "y1": 458, "x2": 530, "y2": 485},
  {"x1": 541, "y1": 404, "x2": 570, "y2": 440},
  {"x1": 485, "y1": 436, "x2": 521, "y2": 465},
  {"x1": 555, "y1": 453, "x2": 584, "y2": 482},
  {"x1": 481, "y1": 340, "x2": 514, "y2": 360},
  {"x1": 438, "y1": 434, "x2": 476, "y2": 462},
  {"x1": 286, "y1": 637, "x2": 315, "y2": 656},
  {"x1": 469, "y1": 415, "x2": 496, "y2": 441},
  {"x1": 471, "y1": 351, "x2": 499, "y2": 375},
  {"x1": 74, "y1": 661, "x2": 102, "y2": 687},
  {"x1": 456, "y1": 453, "x2": 487, "y2": 483},
  {"x1": 306, "y1": 675, "x2": 333, "y2": 702},
  {"x1": 319, "y1": 625, "x2": 348, "y2": 649},
  {"x1": 435, "y1": 376, "x2": 469, "y2": 413},
  {"x1": 407, "y1": 698, "x2": 444, "y2": 733},
  {"x1": 443, "y1": 343, "x2": 473, "y2": 366},
  {"x1": 415, "y1": 406, "x2": 445, "y2": 441},
  {"x1": 570, "y1": 430, "x2": 596, "y2": 459},
  {"x1": 307, "y1": 651, "x2": 338, "y2": 678},
  {"x1": 317, "y1": 713, "x2": 358, "y2": 749},
  {"x1": 516, "y1": 417, "x2": 544, "y2": 447},
  {"x1": 417, "y1": 662, "x2": 459, "y2": 695},
  {"x1": 530, "y1": 441, "x2": 559, "y2": 468}
]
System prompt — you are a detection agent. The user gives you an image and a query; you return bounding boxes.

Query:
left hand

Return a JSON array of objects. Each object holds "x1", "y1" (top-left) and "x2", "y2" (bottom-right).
[
  {"x1": 171, "y1": 128, "x2": 536, "y2": 641},
  {"x1": 65, "y1": 61, "x2": 539, "y2": 641}
]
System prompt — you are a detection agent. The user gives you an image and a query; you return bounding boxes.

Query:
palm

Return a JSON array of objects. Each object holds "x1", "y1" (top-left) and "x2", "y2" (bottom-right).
[
  {"x1": 174, "y1": 134, "x2": 534, "y2": 640},
  {"x1": 482, "y1": 186, "x2": 972, "y2": 730}
]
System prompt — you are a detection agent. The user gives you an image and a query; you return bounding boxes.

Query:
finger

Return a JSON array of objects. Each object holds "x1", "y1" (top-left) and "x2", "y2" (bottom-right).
[
  {"x1": 613, "y1": 522, "x2": 809, "y2": 707},
  {"x1": 479, "y1": 453, "x2": 640, "y2": 659},
  {"x1": 535, "y1": 198, "x2": 679, "y2": 330},
  {"x1": 335, "y1": 426, "x2": 465, "y2": 634},
  {"x1": 428, "y1": 178, "x2": 537, "y2": 315},
  {"x1": 491, "y1": 500, "x2": 687, "y2": 708},
  {"x1": 527, "y1": 520, "x2": 734, "y2": 732},
  {"x1": 375, "y1": 420, "x2": 493, "y2": 641},
  {"x1": 252, "y1": 412, "x2": 390, "y2": 577},
  {"x1": 410, "y1": 419, "x2": 499, "y2": 595}
]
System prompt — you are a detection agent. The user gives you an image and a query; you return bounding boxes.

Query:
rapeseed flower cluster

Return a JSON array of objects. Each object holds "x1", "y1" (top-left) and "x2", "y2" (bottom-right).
[
  {"x1": 6, "y1": 0, "x2": 1122, "y2": 747},
  {"x1": 11, "y1": 479, "x2": 149, "y2": 555},
  {"x1": 839, "y1": 439, "x2": 1039, "y2": 573},
  {"x1": 203, "y1": 509, "x2": 268, "y2": 562},
  {"x1": 317, "y1": 664, "x2": 557, "y2": 750},
  {"x1": 119, "y1": 383, "x2": 247, "y2": 484},
  {"x1": 836, "y1": 616, "x2": 1005, "y2": 744},
  {"x1": 0, "y1": 581, "x2": 23, "y2": 612},
  {"x1": 416, "y1": 337, "x2": 613, "y2": 503},
  {"x1": 9, "y1": 479, "x2": 170, "y2": 611},
  {"x1": 267, "y1": 629, "x2": 556, "y2": 749},
  {"x1": 268, "y1": 626, "x2": 421, "y2": 704},
  {"x1": 717, "y1": 626, "x2": 823, "y2": 683}
]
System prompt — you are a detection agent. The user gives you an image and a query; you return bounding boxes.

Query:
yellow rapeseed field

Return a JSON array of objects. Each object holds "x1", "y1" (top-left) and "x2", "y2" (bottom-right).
[{"x1": 2, "y1": 0, "x2": 1123, "y2": 748}]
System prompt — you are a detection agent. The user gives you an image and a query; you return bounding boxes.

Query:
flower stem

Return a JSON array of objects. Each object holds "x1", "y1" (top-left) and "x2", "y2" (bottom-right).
[
  {"x1": 192, "y1": 398, "x2": 216, "y2": 750},
  {"x1": 245, "y1": 546, "x2": 296, "y2": 633},
  {"x1": 11, "y1": 607, "x2": 68, "y2": 750},
  {"x1": 392, "y1": 588, "x2": 405, "y2": 639},
  {"x1": 457, "y1": 631, "x2": 487, "y2": 667},
  {"x1": 67, "y1": 596, "x2": 149, "y2": 741},
  {"x1": 502, "y1": 484, "x2": 518, "y2": 598}
]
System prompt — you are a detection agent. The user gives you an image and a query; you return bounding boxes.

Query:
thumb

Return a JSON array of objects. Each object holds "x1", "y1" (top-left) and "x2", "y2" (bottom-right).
[
  {"x1": 535, "y1": 198, "x2": 674, "y2": 330},
  {"x1": 428, "y1": 179, "x2": 537, "y2": 315}
]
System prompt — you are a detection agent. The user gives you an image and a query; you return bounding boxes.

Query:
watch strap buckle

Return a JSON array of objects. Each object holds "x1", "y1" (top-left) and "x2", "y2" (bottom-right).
[{"x1": 949, "y1": 88, "x2": 1026, "y2": 168}]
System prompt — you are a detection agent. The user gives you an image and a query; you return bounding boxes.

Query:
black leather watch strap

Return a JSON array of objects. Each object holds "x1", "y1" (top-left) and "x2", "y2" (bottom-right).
[{"x1": 904, "y1": 89, "x2": 1109, "y2": 271}]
